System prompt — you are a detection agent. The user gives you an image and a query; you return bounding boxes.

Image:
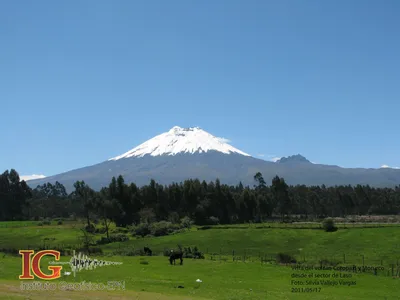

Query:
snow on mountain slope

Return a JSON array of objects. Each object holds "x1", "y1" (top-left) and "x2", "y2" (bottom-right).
[{"x1": 109, "y1": 126, "x2": 251, "y2": 160}]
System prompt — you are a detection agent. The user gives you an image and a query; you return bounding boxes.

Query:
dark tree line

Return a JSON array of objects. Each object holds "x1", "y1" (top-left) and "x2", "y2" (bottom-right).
[{"x1": 1, "y1": 169, "x2": 400, "y2": 225}]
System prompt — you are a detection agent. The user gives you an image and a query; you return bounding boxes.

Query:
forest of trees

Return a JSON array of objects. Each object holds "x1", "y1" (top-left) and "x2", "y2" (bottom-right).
[{"x1": 1, "y1": 169, "x2": 400, "y2": 225}]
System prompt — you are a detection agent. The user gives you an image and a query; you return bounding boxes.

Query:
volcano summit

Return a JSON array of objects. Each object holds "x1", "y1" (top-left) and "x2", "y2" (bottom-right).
[{"x1": 109, "y1": 126, "x2": 250, "y2": 159}]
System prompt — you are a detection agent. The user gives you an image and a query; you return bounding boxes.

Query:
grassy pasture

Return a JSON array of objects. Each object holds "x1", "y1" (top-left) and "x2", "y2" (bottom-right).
[
  {"x1": 1, "y1": 254, "x2": 399, "y2": 300},
  {"x1": 0, "y1": 220, "x2": 399, "y2": 299},
  {"x1": 1, "y1": 221, "x2": 399, "y2": 270}
]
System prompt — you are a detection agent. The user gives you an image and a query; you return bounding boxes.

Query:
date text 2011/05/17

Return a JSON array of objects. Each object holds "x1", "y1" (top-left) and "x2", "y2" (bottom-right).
[{"x1": 291, "y1": 287, "x2": 322, "y2": 293}]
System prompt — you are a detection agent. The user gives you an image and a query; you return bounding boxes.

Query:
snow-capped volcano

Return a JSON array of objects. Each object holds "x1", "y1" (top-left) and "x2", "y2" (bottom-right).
[
  {"x1": 109, "y1": 126, "x2": 250, "y2": 160},
  {"x1": 26, "y1": 125, "x2": 400, "y2": 192}
]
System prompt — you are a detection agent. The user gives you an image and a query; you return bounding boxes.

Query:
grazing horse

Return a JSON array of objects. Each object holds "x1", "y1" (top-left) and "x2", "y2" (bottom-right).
[
  {"x1": 143, "y1": 246, "x2": 152, "y2": 256},
  {"x1": 169, "y1": 250, "x2": 183, "y2": 265}
]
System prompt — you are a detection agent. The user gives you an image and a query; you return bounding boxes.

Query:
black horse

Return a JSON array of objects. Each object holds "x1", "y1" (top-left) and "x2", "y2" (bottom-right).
[
  {"x1": 144, "y1": 246, "x2": 152, "y2": 256},
  {"x1": 169, "y1": 250, "x2": 183, "y2": 265}
]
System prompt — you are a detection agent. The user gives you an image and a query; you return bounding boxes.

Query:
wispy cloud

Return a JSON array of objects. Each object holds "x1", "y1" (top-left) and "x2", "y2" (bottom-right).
[
  {"x1": 217, "y1": 137, "x2": 231, "y2": 144},
  {"x1": 20, "y1": 174, "x2": 46, "y2": 181},
  {"x1": 381, "y1": 165, "x2": 400, "y2": 169},
  {"x1": 258, "y1": 154, "x2": 281, "y2": 162},
  {"x1": 270, "y1": 157, "x2": 281, "y2": 162}
]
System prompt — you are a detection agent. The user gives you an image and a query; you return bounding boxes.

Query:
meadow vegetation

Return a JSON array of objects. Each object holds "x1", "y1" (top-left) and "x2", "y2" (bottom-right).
[{"x1": 1, "y1": 169, "x2": 400, "y2": 299}]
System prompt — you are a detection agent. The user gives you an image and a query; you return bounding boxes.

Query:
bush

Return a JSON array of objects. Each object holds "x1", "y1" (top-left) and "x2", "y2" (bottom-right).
[
  {"x1": 42, "y1": 220, "x2": 51, "y2": 225},
  {"x1": 208, "y1": 216, "x2": 220, "y2": 225},
  {"x1": 38, "y1": 222, "x2": 43, "y2": 226},
  {"x1": 180, "y1": 217, "x2": 193, "y2": 229},
  {"x1": 132, "y1": 223, "x2": 151, "y2": 237},
  {"x1": 112, "y1": 227, "x2": 129, "y2": 234},
  {"x1": 85, "y1": 223, "x2": 96, "y2": 233},
  {"x1": 150, "y1": 221, "x2": 180, "y2": 237},
  {"x1": 168, "y1": 212, "x2": 180, "y2": 224},
  {"x1": 183, "y1": 246, "x2": 205, "y2": 259},
  {"x1": 57, "y1": 220, "x2": 63, "y2": 225},
  {"x1": 139, "y1": 260, "x2": 149, "y2": 265},
  {"x1": 322, "y1": 218, "x2": 337, "y2": 232},
  {"x1": 95, "y1": 226, "x2": 107, "y2": 234},
  {"x1": 276, "y1": 253, "x2": 297, "y2": 264},
  {"x1": 132, "y1": 221, "x2": 181, "y2": 237}
]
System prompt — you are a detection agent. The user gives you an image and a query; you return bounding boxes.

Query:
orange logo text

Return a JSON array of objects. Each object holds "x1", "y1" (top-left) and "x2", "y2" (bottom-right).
[{"x1": 19, "y1": 250, "x2": 62, "y2": 280}]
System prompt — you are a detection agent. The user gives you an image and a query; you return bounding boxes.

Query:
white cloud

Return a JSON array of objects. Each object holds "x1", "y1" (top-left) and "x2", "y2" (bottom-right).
[
  {"x1": 20, "y1": 174, "x2": 46, "y2": 181},
  {"x1": 270, "y1": 157, "x2": 281, "y2": 162},
  {"x1": 380, "y1": 165, "x2": 400, "y2": 169},
  {"x1": 217, "y1": 137, "x2": 231, "y2": 144},
  {"x1": 259, "y1": 154, "x2": 282, "y2": 162}
]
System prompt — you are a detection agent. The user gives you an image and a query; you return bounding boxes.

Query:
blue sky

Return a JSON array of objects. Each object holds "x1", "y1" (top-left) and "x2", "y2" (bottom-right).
[{"x1": 1, "y1": 0, "x2": 400, "y2": 178}]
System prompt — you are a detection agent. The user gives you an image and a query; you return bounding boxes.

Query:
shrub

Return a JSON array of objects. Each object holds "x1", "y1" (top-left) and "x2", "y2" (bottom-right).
[
  {"x1": 140, "y1": 260, "x2": 149, "y2": 265},
  {"x1": 95, "y1": 226, "x2": 107, "y2": 234},
  {"x1": 85, "y1": 223, "x2": 96, "y2": 233},
  {"x1": 276, "y1": 253, "x2": 297, "y2": 264},
  {"x1": 180, "y1": 217, "x2": 193, "y2": 229},
  {"x1": 183, "y1": 246, "x2": 205, "y2": 259},
  {"x1": 322, "y1": 218, "x2": 337, "y2": 232},
  {"x1": 112, "y1": 233, "x2": 129, "y2": 242},
  {"x1": 42, "y1": 220, "x2": 51, "y2": 225},
  {"x1": 150, "y1": 221, "x2": 180, "y2": 237},
  {"x1": 112, "y1": 227, "x2": 129, "y2": 234},
  {"x1": 168, "y1": 212, "x2": 180, "y2": 224},
  {"x1": 57, "y1": 220, "x2": 63, "y2": 225},
  {"x1": 208, "y1": 216, "x2": 220, "y2": 225},
  {"x1": 38, "y1": 222, "x2": 43, "y2": 226},
  {"x1": 125, "y1": 249, "x2": 137, "y2": 256},
  {"x1": 132, "y1": 221, "x2": 181, "y2": 237},
  {"x1": 132, "y1": 223, "x2": 151, "y2": 237}
]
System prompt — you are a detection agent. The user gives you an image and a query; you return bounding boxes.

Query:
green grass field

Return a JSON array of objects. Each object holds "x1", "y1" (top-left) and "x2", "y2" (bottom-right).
[
  {"x1": 1, "y1": 255, "x2": 399, "y2": 300},
  {"x1": 0, "y1": 220, "x2": 399, "y2": 299}
]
